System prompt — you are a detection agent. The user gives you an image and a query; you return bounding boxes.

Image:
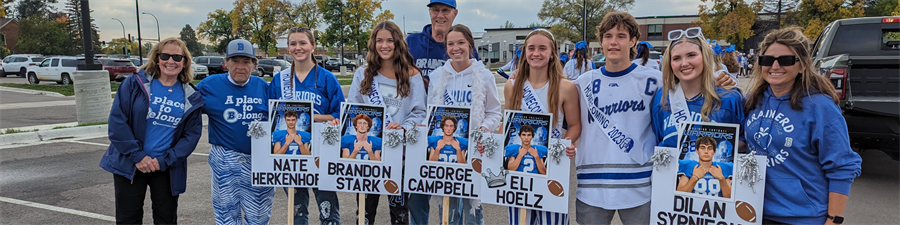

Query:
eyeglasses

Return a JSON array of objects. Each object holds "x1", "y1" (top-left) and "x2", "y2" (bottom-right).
[
  {"x1": 429, "y1": 7, "x2": 454, "y2": 15},
  {"x1": 667, "y1": 27, "x2": 703, "y2": 41},
  {"x1": 290, "y1": 27, "x2": 310, "y2": 32},
  {"x1": 758, "y1": 55, "x2": 799, "y2": 66},
  {"x1": 158, "y1": 53, "x2": 184, "y2": 62}
]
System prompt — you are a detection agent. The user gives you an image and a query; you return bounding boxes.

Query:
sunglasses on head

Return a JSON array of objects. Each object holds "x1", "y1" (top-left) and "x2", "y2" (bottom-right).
[
  {"x1": 290, "y1": 27, "x2": 310, "y2": 32},
  {"x1": 668, "y1": 27, "x2": 703, "y2": 41},
  {"x1": 758, "y1": 55, "x2": 799, "y2": 66},
  {"x1": 158, "y1": 53, "x2": 184, "y2": 62}
]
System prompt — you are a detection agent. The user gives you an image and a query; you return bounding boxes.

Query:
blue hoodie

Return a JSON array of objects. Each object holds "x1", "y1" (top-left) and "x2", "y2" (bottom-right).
[
  {"x1": 651, "y1": 87, "x2": 745, "y2": 148},
  {"x1": 100, "y1": 69, "x2": 205, "y2": 196},
  {"x1": 744, "y1": 87, "x2": 861, "y2": 224},
  {"x1": 406, "y1": 24, "x2": 480, "y2": 82},
  {"x1": 268, "y1": 66, "x2": 345, "y2": 118}
]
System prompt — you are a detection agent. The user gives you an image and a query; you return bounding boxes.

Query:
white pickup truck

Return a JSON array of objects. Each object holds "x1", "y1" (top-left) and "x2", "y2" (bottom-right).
[{"x1": 27, "y1": 57, "x2": 79, "y2": 85}]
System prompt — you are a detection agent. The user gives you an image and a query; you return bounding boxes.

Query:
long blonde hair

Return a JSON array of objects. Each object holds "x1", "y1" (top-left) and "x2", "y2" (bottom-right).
[
  {"x1": 507, "y1": 29, "x2": 564, "y2": 119},
  {"x1": 141, "y1": 37, "x2": 194, "y2": 83},
  {"x1": 659, "y1": 35, "x2": 726, "y2": 121},
  {"x1": 745, "y1": 26, "x2": 838, "y2": 111}
]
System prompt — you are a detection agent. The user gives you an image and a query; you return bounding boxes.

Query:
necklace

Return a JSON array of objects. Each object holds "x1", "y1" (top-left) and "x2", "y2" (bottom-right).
[{"x1": 687, "y1": 93, "x2": 702, "y2": 101}]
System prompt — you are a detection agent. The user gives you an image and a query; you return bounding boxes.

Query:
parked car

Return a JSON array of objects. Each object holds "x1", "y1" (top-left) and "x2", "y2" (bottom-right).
[
  {"x1": 275, "y1": 55, "x2": 293, "y2": 63},
  {"x1": 324, "y1": 58, "x2": 357, "y2": 72},
  {"x1": 98, "y1": 58, "x2": 138, "y2": 81},
  {"x1": 194, "y1": 56, "x2": 228, "y2": 74},
  {"x1": 256, "y1": 58, "x2": 291, "y2": 77},
  {"x1": 130, "y1": 57, "x2": 150, "y2": 67},
  {"x1": 193, "y1": 64, "x2": 209, "y2": 80},
  {"x1": 26, "y1": 57, "x2": 79, "y2": 85},
  {"x1": 812, "y1": 16, "x2": 900, "y2": 160},
  {"x1": 2, "y1": 54, "x2": 45, "y2": 77},
  {"x1": 314, "y1": 55, "x2": 331, "y2": 67},
  {"x1": 592, "y1": 53, "x2": 606, "y2": 68}
]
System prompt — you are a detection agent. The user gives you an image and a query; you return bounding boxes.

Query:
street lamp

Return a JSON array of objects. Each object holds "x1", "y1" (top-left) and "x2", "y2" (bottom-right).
[
  {"x1": 141, "y1": 12, "x2": 159, "y2": 42},
  {"x1": 573, "y1": 0, "x2": 587, "y2": 42},
  {"x1": 111, "y1": 18, "x2": 127, "y2": 55}
]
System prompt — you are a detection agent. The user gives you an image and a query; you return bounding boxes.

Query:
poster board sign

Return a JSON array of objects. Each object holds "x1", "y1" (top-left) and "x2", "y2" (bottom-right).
[
  {"x1": 251, "y1": 100, "x2": 320, "y2": 187},
  {"x1": 402, "y1": 105, "x2": 480, "y2": 199},
  {"x1": 478, "y1": 110, "x2": 571, "y2": 213},
  {"x1": 650, "y1": 121, "x2": 766, "y2": 225},
  {"x1": 318, "y1": 103, "x2": 403, "y2": 195}
]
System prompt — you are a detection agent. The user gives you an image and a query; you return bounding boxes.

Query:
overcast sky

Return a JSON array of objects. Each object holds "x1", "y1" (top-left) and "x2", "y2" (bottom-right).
[{"x1": 52, "y1": 0, "x2": 705, "y2": 43}]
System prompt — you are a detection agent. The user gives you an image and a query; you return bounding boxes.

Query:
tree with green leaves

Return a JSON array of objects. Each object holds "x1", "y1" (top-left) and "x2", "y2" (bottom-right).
[
  {"x1": 318, "y1": 0, "x2": 393, "y2": 55},
  {"x1": 784, "y1": 0, "x2": 864, "y2": 39},
  {"x1": 231, "y1": 0, "x2": 283, "y2": 57},
  {"x1": 197, "y1": 9, "x2": 248, "y2": 54},
  {"x1": 180, "y1": 24, "x2": 203, "y2": 57},
  {"x1": 696, "y1": 0, "x2": 762, "y2": 48},
  {"x1": 14, "y1": 0, "x2": 57, "y2": 20},
  {"x1": 64, "y1": 0, "x2": 101, "y2": 56},
  {"x1": 16, "y1": 15, "x2": 69, "y2": 55},
  {"x1": 864, "y1": 0, "x2": 899, "y2": 16},
  {"x1": 100, "y1": 37, "x2": 140, "y2": 55},
  {"x1": 0, "y1": 0, "x2": 14, "y2": 18},
  {"x1": 538, "y1": 0, "x2": 634, "y2": 43},
  {"x1": 278, "y1": 0, "x2": 321, "y2": 33},
  {"x1": 762, "y1": 0, "x2": 800, "y2": 27},
  {"x1": 502, "y1": 20, "x2": 515, "y2": 28}
]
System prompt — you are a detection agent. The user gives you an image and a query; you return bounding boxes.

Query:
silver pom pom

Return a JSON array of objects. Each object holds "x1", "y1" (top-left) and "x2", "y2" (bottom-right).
[
  {"x1": 469, "y1": 130, "x2": 483, "y2": 143},
  {"x1": 547, "y1": 139, "x2": 566, "y2": 165},
  {"x1": 322, "y1": 124, "x2": 341, "y2": 145},
  {"x1": 246, "y1": 119, "x2": 266, "y2": 139},
  {"x1": 481, "y1": 132, "x2": 499, "y2": 158},
  {"x1": 405, "y1": 125, "x2": 420, "y2": 144},
  {"x1": 651, "y1": 148, "x2": 674, "y2": 171},
  {"x1": 737, "y1": 151, "x2": 763, "y2": 193},
  {"x1": 384, "y1": 130, "x2": 404, "y2": 148}
]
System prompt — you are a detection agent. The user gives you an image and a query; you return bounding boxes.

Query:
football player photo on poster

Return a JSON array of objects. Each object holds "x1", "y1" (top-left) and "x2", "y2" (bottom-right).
[
  {"x1": 649, "y1": 121, "x2": 768, "y2": 225},
  {"x1": 477, "y1": 110, "x2": 572, "y2": 213},
  {"x1": 402, "y1": 105, "x2": 481, "y2": 199},
  {"x1": 269, "y1": 101, "x2": 314, "y2": 156},
  {"x1": 317, "y1": 103, "x2": 404, "y2": 195},
  {"x1": 249, "y1": 100, "x2": 321, "y2": 188}
]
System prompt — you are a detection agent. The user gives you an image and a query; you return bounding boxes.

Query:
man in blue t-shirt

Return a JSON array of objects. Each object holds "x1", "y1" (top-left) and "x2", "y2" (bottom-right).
[
  {"x1": 427, "y1": 115, "x2": 468, "y2": 163},
  {"x1": 504, "y1": 125, "x2": 548, "y2": 175},
  {"x1": 273, "y1": 110, "x2": 311, "y2": 155},
  {"x1": 341, "y1": 114, "x2": 382, "y2": 161},
  {"x1": 677, "y1": 136, "x2": 733, "y2": 198}
]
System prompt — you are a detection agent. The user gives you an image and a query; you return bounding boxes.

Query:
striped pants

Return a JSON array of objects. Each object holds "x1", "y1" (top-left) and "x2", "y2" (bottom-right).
[
  {"x1": 209, "y1": 145, "x2": 276, "y2": 225},
  {"x1": 508, "y1": 207, "x2": 569, "y2": 225}
]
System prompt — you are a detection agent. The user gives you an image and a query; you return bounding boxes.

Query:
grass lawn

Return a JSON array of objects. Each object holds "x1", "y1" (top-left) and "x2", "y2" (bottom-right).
[{"x1": 1, "y1": 83, "x2": 120, "y2": 96}]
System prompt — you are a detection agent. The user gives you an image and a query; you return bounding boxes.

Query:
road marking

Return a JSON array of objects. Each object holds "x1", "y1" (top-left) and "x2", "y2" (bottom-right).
[
  {"x1": 0, "y1": 100, "x2": 77, "y2": 110},
  {"x1": 68, "y1": 140, "x2": 108, "y2": 147},
  {"x1": 0, "y1": 196, "x2": 115, "y2": 222},
  {"x1": 0, "y1": 135, "x2": 108, "y2": 150},
  {"x1": 192, "y1": 152, "x2": 209, "y2": 156}
]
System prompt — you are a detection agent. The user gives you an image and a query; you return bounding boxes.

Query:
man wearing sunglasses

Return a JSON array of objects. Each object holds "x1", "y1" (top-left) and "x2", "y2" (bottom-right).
[
  {"x1": 666, "y1": 28, "x2": 738, "y2": 87},
  {"x1": 197, "y1": 39, "x2": 275, "y2": 224}
]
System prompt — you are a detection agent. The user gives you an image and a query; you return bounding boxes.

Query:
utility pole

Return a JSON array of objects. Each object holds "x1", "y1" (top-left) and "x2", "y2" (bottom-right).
[
  {"x1": 79, "y1": 0, "x2": 100, "y2": 70},
  {"x1": 135, "y1": 0, "x2": 143, "y2": 64},
  {"x1": 582, "y1": 0, "x2": 586, "y2": 42}
]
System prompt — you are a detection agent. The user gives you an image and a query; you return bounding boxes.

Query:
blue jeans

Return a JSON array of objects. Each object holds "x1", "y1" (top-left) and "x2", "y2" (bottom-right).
[
  {"x1": 284, "y1": 187, "x2": 341, "y2": 225},
  {"x1": 407, "y1": 194, "x2": 483, "y2": 225}
]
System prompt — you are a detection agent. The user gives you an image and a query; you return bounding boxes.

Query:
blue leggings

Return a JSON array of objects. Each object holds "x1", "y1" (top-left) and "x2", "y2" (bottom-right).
[{"x1": 209, "y1": 145, "x2": 276, "y2": 225}]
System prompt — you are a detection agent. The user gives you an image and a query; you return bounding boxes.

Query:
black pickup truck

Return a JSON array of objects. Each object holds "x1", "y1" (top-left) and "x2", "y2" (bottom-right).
[{"x1": 812, "y1": 16, "x2": 900, "y2": 160}]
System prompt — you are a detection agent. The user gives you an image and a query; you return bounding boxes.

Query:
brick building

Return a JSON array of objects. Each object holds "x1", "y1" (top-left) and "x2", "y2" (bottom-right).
[{"x1": 0, "y1": 18, "x2": 19, "y2": 51}]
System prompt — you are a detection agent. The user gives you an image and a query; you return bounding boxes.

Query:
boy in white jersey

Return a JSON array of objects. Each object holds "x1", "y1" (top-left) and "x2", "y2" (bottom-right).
[{"x1": 573, "y1": 11, "x2": 661, "y2": 225}]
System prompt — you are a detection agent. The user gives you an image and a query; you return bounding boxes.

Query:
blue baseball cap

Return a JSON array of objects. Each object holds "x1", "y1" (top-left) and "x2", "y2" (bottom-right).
[
  {"x1": 226, "y1": 39, "x2": 256, "y2": 61},
  {"x1": 428, "y1": 0, "x2": 456, "y2": 8}
]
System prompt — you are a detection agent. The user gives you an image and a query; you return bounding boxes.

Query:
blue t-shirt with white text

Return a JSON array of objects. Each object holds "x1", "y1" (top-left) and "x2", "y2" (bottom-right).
[{"x1": 143, "y1": 79, "x2": 185, "y2": 158}]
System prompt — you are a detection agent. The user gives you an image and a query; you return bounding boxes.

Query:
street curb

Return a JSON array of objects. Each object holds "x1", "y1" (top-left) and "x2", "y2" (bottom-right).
[
  {"x1": 0, "y1": 125, "x2": 107, "y2": 146},
  {"x1": 0, "y1": 86, "x2": 66, "y2": 97}
]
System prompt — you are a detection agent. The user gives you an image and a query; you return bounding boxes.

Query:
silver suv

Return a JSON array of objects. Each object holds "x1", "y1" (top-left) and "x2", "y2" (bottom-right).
[{"x1": 1, "y1": 54, "x2": 45, "y2": 77}]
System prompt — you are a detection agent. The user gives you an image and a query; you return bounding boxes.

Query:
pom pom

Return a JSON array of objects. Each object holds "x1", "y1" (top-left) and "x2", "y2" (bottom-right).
[
  {"x1": 322, "y1": 124, "x2": 341, "y2": 145},
  {"x1": 246, "y1": 119, "x2": 266, "y2": 139},
  {"x1": 651, "y1": 148, "x2": 674, "y2": 171},
  {"x1": 737, "y1": 151, "x2": 763, "y2": 193},
  {"x1": 547, "y1": 139, "x2": 566, "y2": 165}
]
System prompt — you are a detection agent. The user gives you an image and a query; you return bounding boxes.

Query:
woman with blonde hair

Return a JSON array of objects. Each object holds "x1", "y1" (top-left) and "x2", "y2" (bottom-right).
[
  {"x1": 504, "y1": 28, "x2": 582, "y2": 225},
  {"x1": 100, "y1": 37, "x2": 204, "y2": 224},
  {"x1": 743, "y1": 27, "x2": 861, "y2": 225},
  {"x1": 650, "y1": 27, "x2": 745, "y2": 151}
]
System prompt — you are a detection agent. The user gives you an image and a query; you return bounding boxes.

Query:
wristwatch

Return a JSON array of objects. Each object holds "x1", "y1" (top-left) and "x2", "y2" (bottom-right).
[{"x1": 827, "y1": 215, "x2": 844, "y2": 224}]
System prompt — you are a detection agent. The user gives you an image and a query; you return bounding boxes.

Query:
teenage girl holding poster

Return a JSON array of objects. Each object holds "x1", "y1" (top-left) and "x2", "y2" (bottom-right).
[{"x1": 503, "y1": 28, "x2": 582, "y2": 225}]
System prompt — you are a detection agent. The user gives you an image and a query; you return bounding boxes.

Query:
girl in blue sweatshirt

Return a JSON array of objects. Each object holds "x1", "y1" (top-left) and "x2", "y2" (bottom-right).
[
  {"x1": 744, "y1": 27, "x2": 861, "y2": 225},
  {"x1": 268, "y1": 27, "x2": 345, "y2": 225}
]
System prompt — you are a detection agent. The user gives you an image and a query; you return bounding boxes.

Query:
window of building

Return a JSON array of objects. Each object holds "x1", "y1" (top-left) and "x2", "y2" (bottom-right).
[
  {"x1": 648, "y1": 25, "x2": 663, "y2": 40},
  {"x1": 1, "y1": 33, "x2": 5, "y2": 46}
]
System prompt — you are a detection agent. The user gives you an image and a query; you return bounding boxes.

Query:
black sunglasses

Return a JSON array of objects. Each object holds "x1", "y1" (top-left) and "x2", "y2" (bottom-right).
[
  {"x1": 758, "y1": 55, "x2": 799, "y2": 67},
  {"x1": 290, "y1": 27, "x2": 310, "y2": 32},
  {"x1": 159, "y1": 53, "x2": 185, "y2": 62}
]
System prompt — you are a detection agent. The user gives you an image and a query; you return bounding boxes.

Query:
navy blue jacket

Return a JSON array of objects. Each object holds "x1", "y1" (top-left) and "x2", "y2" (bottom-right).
[
  {"x1": 406, "y1": 24, "x2": 480, "y2": 81},
  {"x1": 100, "y1": 69, "x2": 205, "y2": 196}
]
